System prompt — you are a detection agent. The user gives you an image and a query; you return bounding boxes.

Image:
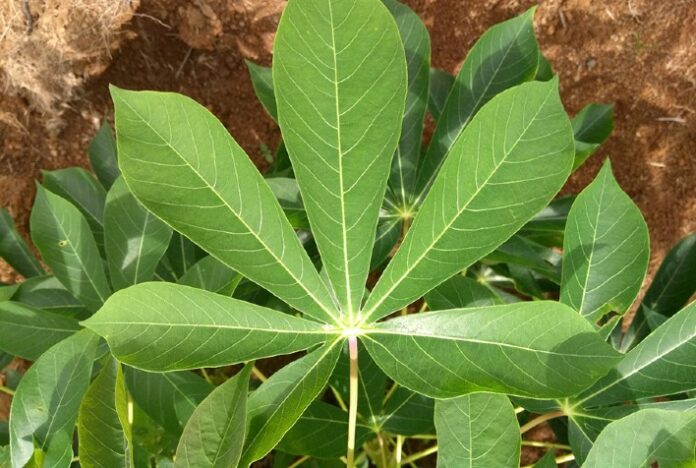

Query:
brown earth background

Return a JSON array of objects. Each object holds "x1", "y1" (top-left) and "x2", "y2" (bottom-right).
[{"x1": 0, "y1": 0, "x2": 694, "y2": 465}]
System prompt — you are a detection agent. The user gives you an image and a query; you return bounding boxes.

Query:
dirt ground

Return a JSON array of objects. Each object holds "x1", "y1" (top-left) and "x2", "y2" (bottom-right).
[{"x1": 0, "y1": 0, "x2": 694, "y2": 462}]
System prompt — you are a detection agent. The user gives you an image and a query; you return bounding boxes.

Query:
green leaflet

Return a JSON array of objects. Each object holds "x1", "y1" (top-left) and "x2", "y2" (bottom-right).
[
  {"x1": 30, "y1": 185, "x2": 111, "y2": 313},
  {"x1": 575, "y1": 300, "x2": 696, "y2": 408},
  {"x1": 89, "y1": 120, "x2": 120, "y2": 189},
  {"x1": 241, "y1": 340, "x2": 342, "y2": 466},
  {"x1": 42, "y1": 168, "x2": 107, "y2": 251},
  {"x1": 83, "y1": 282, "x2": 335, "y2": 371},
  {"x1": 571, "y1": 103, "x2": 614, "y2": 170},
  {"x1": 518, "y1": 195, "x2": 574, "y2": 247},
  {"x1": 362, "y1": 79, "x2": 574, "y2": 322},
  {"x1": 174, "y1": 365, "x2": 252, "y2": 468},
  {"x1": 125, "y1": 368, "x2": 212, "y2": 436},
  {"x1": 78, "y1": 359, "x2": 132, "y2": 468},
  {"x1": 384, "y1": 0, "x2": 430, "y2": 206},
  {"x1": 11, "y1": 275, "x2": 87, "y2": 318},
  {"x1": 0, "y1": 301, "x2": 79, "y2": 360},
  {"x1": 111, "y1": 86, "x2": 338, "y2": 324},
  {"x1": 273, "y1": 0, "x2": 407, "y2": 322},
  {"x1": 266, "y1": 177, "x2": 310, "y2": 229},
  {"x1": 427, "y1": 68, "x2": 454, "y2": 122},
  {"x1": 435, "y1": 393, "x2": 520, "y2": 468},
  {"x1": 415, "y1": 8, "x2": 540, "y2": 197},
  {"x1": 363, "y1": 302, "x2": 620, "y2": 399},
  {"x1": 425, "y1": 275, "x2": 502, "y2": 310},
  {"x1": 158, "y1": 232, "x2": 202, "y2": 281},
  {"x1": 379, "y1": 387, "x2": 434, "y2": 436},
  {"x1": 105, "y1": 177, "x2": 172, "y2": 291},
  {"x1": 560, "y1": 160, "x2": 649, "y2": 322},
  {"x1": 177, "y1": 255, "x2": 240, "y2": 295},
  {"x1": 245, "y1": 60, "x2": 277, "y2": 121},
  {"x1": 582, "y1": 409, "x2": 696, "y2": 468},
  {"x1": 0, "y1": 208, "x2": 44, "y2": 278},
  {"x1": 9, "y1": 330, "x2": 99, "y2": 468}
]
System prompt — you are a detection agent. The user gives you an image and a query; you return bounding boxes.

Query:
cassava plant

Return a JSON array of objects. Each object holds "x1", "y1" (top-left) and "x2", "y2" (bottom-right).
[{"x1": 0, "y1": 1, "x2": 694, "y2": 467}]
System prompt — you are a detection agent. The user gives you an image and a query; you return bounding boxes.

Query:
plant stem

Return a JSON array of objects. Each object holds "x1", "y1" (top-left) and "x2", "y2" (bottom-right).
[
  {"x1": 521, "y1": 440, "x2": 571, "y2": 450},
  {"x1": 0, "y1": 385, "x2": 15, "y2": 396},
  {"x1": 251, "y1": 366, "x2": 267, "y2": 383},
  {"x1": 395, "y1": 435, "x2": 404, "y2": 467},
  {"x1": 346, "y1": 336, "x2": 359, "y2": 468},
  {"x1": 287, "y1": 455, "x2": 310, "y2": 468},
  {"x1": 402, "y1": 445, "x2": 437, "y2": 464},
  {"x1": 200, "y1": 368, "x2": 213, "y2": 384},
  {"x1": 519, "y1": 411, "x2": 565, "y2": 434},
  {"x1": 377, "y1": 433, "x2": 388, "y2": 468}
]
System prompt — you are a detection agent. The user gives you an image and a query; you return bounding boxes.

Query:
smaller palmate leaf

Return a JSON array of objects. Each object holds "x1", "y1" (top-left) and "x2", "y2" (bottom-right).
[
  {"x1": 89, "y1": 120, "x2": 120, "y2": 189},
  {"x1": 159, "y1": 232, "x2": 202, "y2": 281},
  {"x1": 435, "y1": 392, "x2": 520, "y2": 468},
  {"x1": 30, "y1": 184, "x2": 111, "y2": 313},
  {"x1": 245, "y1": 60, "x2": 277, "y2": 121},
  {"x1": 379, "y1": 387, "x2": 434, "y2": 435},
  {"x1": 9, "y1": 329, "x2": 99, "y2": 468},
  {"x1": 11, "y1": 275, "x2": 86, "y2": 318},
  {"x1": 362, "y1": 79, "x2": 574, "y2": 322},
  {"x1": 111, "y1": 87, "x2": 337, "y2": 324},
  {"x1": 415, "y1": 7, "x2": 540, "y2": 197},
  {"x1": 575, "y1": 300, "x2": 696, "y2": 408},
  {"x1": 78, "y1": 358, "x2": 132, "y2": 468},
  {"x1": 583, "y1": 409, "x2": 696, "y2": 468},
  {"x1": 384, "y1": 0, "x2": 430, "y2": 206},
  {"x1": 42, "y1": 168, "x2": 107, "y2": 251},
  {"x1": 83, "y1": 282, "x2": 335, "y2": 371},
  {"x1": 241, "y1": 340, "x2": 342, "y2": 466},
  {"x1": 0, "y1": 208, "x2": 44, "y2": 278},
  {"x1": 0, "y1": 301, "x2": 79, "y2": 360},
  {"x1": 427, "y1": 68, "x2": 454, "y2": 122},
  {"x1": 105, "y1": 177, "x2": 172, "y2": 291},
  {"x1": 518, "y1": 195, "x2": 574, "y2": 247},
  {"x1": 174, "y1": 364, "x2": 252, "y2": 468},
  {"x1": 363, "y1": 302, "x2": 620, "y2": 399},
  {"x1": 571, "y1": 103, "x2": 613, "y2": 170},
  {"x1": 560, "y1": 160, "x2": 649, "y2": 322},
  {"x1": 274, "y1": 0, "x2": 407, "y2": 321},
  {"x1": 177, "y1": 255, "x2": 240, "y2": 295},
  {"x1": 425, "y1": 275, "x2": 502, "y2": 310},
  {"x1": 125, "y1": 368, "x2": 212, "y2": 436}
]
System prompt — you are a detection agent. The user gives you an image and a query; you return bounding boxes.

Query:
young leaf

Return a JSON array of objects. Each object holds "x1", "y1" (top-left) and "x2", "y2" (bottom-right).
[
  {"x1": 11, "y1": 275, "x2": 87, "y2": 318},
  {"x1": 125, "y1": 368, "x2": 212, "y2": 436},
  {"x1": 416, "y1": 8, "x2": 540, "y2": 197},
  {"x1": 89, "y1": 120, "x2": 120, "y2": 189},
  {"x1": 177, "y1": 255, "x2": 240, "y2": 295},
  {"x1": 582, "y1": 409, "x2": 696, "y2": 468},
  {"x1": 379, "y1": 387, "x2": 435, "y2": 435},
  {"x1": 571, "y1": 103, "x2": 614, "y2": 170},
  {"x1": 245, "y1": 60, "x2": 277, "y2": 121},
  {"x1": 575, "y1": 300, "x2": 696, "y2": 408},
  {"x1": 104, "y1": 177, "x2": 172, "y2": 291},
  {"x1": 363, "y1": 302, "x2": 620, "y2": 399},
  {"x1": 621, "y1": 233, "x2": 696, "y2": 351},
  {"x1": 78, "y1": 359, "x2": 132, "y2": 468},
  {"x1": 560, "y1": 160, "x2": 649, "y2": 322},
  {"x1": 362, "y1": 79, "x2": 574, "y2": 322},
  {"x1": 42, "y1": 168, "x2": 107, "y2": 250},
  {"x1": 384, "y1": 0, "x2": 431, "y2": 206},
  {"x1": 9, "y1": 330, "x2": 99, "y2": 468},
  {"x1": 111, "y1": 87, "x2": 338, "y2": 324},
  {"x1": 435, "y1": 392, "x2": 520, "y2": 468},
  {"x1": 425, "y1": 275, "x2": 502, "y2": 310},
  {"x1": 0, "y1": 208, "x2": 44, "y2": 278},
  {"x1": 240, "y1": 340, "x2": 342, "y2": 466},
  {"x1": 30, "y1": 185, "x2": 111, "y2": 313},
  {"x1": 174, "y1": 364, "x2": 252, "y2": 468},
  {"x1": 0, "y1": 301, "x2": 79, "y2": 360},
  {"x1": 428, "y1": 68, "x2": 454, "y2": 122},
  {"x1": 273, "y1": 0, "x2": 407, "y2": 322},
  {"x1": 83, "y1": 282, "x2": 335, "y2": 371}
]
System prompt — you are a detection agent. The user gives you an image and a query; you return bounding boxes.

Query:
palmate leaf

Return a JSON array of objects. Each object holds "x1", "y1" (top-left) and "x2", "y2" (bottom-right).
[
  {"x1": 177, "y1": 255, "x2": 240, "y2": 296},
  {"x1": 560, "y1": 160, "x2": 649, "y2": 322},
  {"x1": 379, "y1": 387, "x2": 434, "y2": 435},
  {"x1": 435, "y1": 392, "x2": 520, "y2": 468},
  {"x1": 361, "y1": 79, "x2": 574, "y2": 322},
  {"x1": 10, "y1": 275, "x2": 87, "y2": 318},
  {"x1": 245, "y1": 60, "x2": 277, "y2": 120},
  {"x1": 0, "y1": 301, "x2": 79, "y2": 360},
  {"x1": 30, "y1": 185, "x2": 111, "y2": 313},
  {"x1": 427, "y1": 68, "x2": 454, "y2": 122},
  {"x1": 9, "y1": 329, "x2": 99, "y2": 468},
  {"x1": 582, "y1": 409, "x2": 696, "y2": 468},
  {"x1": 425, "y1": 274, "x2": 502, "y2": 310},
  {"x1": 0, "y1": 208, "x2": 44, "y2": 278},
  {"x1": 88, "y1": 121, "x2": 120, "y2": 189},
  {"x1": 273, "y1": 0, "x2": 407, "y2": 322},
  {"x1": 362, "y1": 302, "x2": 620, "y2": 399},
  {"x1": 105, "y1": 177, "x2": 173, "y2": 291},
  {"x1": 174, "y1": 365, "x2": 252, "y2": 468},
  {"x1": 384, "y1": 0, "x2": 430, "y2": 206},
  {"x1": 111, "y1": 86, "x2": 338, "y2": 324},
  {"x1": 571, "y1": 103, "x2": 613, "y2": 170},
  {"x1": 241, "y1": 340, "x2": 342, "y2": 466},
  {"x1": 575, "y1": 300, "x2": 696, "y2": 408},
  {"x1": 415, "y1": 8, "x2": 540, "y2": 198},
  {"x1": 78, "y1": 359, "x2": 132, "y2": 468},
  {"x1": 83, "y1": 282, "x2": 336, "y2": 371}
]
